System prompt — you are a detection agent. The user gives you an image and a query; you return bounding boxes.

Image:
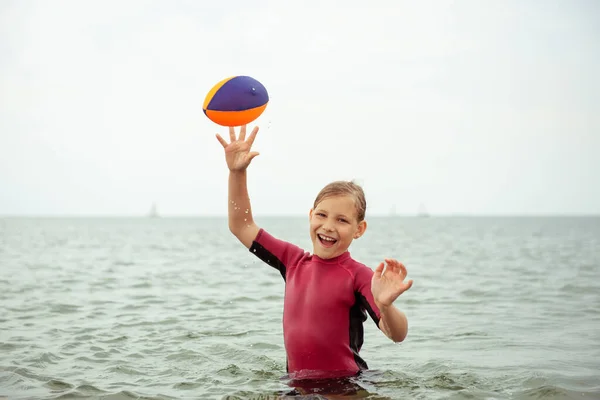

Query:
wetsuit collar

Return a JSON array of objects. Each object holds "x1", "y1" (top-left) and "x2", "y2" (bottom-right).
[{"x1": 312, "y1": 251, "x2": 351, "y2": 263}]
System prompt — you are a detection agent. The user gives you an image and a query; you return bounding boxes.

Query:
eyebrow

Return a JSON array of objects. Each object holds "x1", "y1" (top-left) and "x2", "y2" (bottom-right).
[{"x1": 315, "y1": 209, "x2": 350, "y2": 219}]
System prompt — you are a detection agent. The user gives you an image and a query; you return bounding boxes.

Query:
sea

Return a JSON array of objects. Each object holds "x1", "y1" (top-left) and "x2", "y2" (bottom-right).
[{"x1": 1, "y1": 216, "x2": 599, "y2": 400}]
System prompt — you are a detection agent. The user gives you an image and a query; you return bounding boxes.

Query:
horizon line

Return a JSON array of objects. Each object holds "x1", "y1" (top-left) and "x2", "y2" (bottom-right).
[{"x1": 1, "y1": 213, "x2": 599, "y2": 218}]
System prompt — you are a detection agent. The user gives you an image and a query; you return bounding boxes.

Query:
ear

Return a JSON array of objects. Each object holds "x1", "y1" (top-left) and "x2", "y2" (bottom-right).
[
  {"x1": 309, "y1": 208, "x2": 314, "y2": 221},
  {"x1": 354, "y1": 220, "x2": 367, "y2": 239}
]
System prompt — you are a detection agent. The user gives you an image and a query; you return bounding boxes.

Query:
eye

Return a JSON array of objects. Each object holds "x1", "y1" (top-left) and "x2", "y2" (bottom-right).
[
  {"x1": 338, "y1": 218, "x2": 348, "y2": 223},
  {"x1": 316, "y1": 212, "x2": 326, "y2": 217}
]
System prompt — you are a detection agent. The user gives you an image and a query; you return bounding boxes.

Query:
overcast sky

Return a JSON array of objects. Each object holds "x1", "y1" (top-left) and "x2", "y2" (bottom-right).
[{"x1": 1, "y1": 0, "x2": 598, "y2": 217}]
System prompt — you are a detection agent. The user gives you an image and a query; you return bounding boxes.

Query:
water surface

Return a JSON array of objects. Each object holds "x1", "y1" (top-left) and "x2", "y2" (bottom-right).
[{"x1": 1, "y1": 216, "x2": 599, "y2": 399}]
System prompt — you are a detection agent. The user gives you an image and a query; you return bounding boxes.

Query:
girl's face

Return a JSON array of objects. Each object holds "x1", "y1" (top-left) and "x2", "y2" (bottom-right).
[{"x1": 309, "y1": 195, "x2": 367, "y2": 259}]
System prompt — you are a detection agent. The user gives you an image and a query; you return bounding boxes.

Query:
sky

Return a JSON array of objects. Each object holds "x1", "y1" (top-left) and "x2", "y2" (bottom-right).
[{"x1": 0, "y1": 0, "x2": 599, "y2": 216}]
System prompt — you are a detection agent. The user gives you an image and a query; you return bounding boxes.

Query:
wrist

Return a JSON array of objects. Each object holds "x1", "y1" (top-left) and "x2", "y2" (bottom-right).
[{"x1": 376, "y1": 301, "x2": 391, "y2": 313}]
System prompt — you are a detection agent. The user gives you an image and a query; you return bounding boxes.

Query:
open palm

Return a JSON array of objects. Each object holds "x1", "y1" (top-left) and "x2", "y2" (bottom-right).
[
  {"x1": 371, "y1": 258, "x2": 413, "y2": 307},
  {"x1": 216, "y1": 125, "x2": 260, "y2": 171}
]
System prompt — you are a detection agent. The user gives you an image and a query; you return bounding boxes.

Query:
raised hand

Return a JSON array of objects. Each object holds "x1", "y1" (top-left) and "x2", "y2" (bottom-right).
[
  {"x1": 371, "y1": 258, "x2": 413, "y2": 308},
  {"x1": 216, "y1": 125, "x2": 260, "y2": 171}
]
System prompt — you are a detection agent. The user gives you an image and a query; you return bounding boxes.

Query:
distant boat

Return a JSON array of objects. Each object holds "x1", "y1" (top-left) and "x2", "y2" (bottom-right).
[
  {"x1": 418, "y1": 203, "x2": 430, "y2": 218},
  {"x1": 148, "y1": 203, "x2": 159, "y2": 218}
]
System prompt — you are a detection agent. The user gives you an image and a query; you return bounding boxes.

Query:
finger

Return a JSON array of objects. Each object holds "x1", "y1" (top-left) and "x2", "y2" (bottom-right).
[
  {"x1": 404, "y1": 279, "x2": 414, "y2": 292},
  {"x1": 215, "y1": 134, "x2": 228, "y2": 148},
  {"x1": 384, "y1": 258, "x2": 396, "y2": 270},
  {"x1": 239, "y1": 125, "x2": 247, "y2": 141},
  {"x1": 374, "y1": 262, "x2": 384, "y2": 277},
  {"x1": 247, "y1": 126, "x2": 259, "y2": 147},
  {"x1": 229, "y1": 126, "x2": 236, "y2": 142},
  {"x1": 384, "y1": 259, "x2": 398, "y2": 274},
  {"x1": 247, "y1": 151, "x2": 260, "y2": 162},
  {"x1": 385, "y1": 258, "x2": 406, "y2": 277},
  {"x1": 397, "y1": 262, "x2": 408, "y2": 278}
]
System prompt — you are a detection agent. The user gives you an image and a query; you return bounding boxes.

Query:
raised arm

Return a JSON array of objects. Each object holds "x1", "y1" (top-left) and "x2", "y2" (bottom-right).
[
  {"x1": 227, "y1": 169, "x2": 260, "y2": 248},
  {"x1": 216, "y1": 125, "x2": 261, "y2": 248}
]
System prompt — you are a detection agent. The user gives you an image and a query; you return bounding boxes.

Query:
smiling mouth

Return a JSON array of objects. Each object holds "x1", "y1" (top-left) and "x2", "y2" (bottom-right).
[{"x1": 317, "y1": 233, "x2": 337, "y2": 248}]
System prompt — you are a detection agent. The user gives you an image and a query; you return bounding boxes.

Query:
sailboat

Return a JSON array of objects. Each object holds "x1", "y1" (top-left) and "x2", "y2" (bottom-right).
[
  {"x1": 389, "y1": 204, "x2": 397, "y2": 217},
  {"x1": 148, "y1": 203, "x2": 159, "y2": 218},
  {"x1": 418, "y1": 203, "x2": 430, "y2": 218}
]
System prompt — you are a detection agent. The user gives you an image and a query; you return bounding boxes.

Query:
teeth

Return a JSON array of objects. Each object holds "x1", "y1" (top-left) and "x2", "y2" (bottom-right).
[{"x1": 318, "y1": 234, "x2": 336, "y2": 242}]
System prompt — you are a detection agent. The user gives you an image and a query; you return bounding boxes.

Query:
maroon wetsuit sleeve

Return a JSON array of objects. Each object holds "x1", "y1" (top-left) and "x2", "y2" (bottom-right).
[
  {"x1": 354, "y1": 265, "x2": 381, "y2": 327},
  {"x1": 249, "y1": 228, "x2": 306, "y2": 281}
]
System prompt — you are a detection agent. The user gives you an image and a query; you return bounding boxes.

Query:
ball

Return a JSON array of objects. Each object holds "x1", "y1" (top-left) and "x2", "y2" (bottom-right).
[{"x1": 202, "y1": 76, "x2": 269, "y2": 127}]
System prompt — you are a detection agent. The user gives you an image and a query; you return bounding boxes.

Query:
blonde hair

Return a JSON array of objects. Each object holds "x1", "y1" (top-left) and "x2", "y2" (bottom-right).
[{"x1": 313, "y1": 180, "x2": 367, "y2": 222}]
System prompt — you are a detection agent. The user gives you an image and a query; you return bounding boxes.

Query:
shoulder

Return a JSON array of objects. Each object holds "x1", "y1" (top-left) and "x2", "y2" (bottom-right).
[
  {"x1": 344, "y1": 256, "x2": 373, "y2": 273},
  {"x1": 251, "y1": 228, "x2": 309, "y2": 263},
  {"x1": 343, "y1": 256, "x2": 375, "y2": 282},
  {"x1": 254, "y1": 228, "x2": 294, "y2": 249}
]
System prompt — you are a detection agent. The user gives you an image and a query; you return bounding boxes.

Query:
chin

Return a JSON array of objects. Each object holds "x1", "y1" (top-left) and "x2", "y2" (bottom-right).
[
  {"x1": 313, "y1": 246, "x2": 338, "y2": 260},
  {"x1": 312, "y1": 245, "x2": 326, "y2": 258}
]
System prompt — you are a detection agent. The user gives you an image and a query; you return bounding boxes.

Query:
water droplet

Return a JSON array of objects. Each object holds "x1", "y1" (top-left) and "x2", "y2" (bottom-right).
[
  {"x1": 244, "y1": 218, "x2": 247, "y2": 222},
  {"x1": 245, "y1": 209, "x2": 249, "y2": 214}
]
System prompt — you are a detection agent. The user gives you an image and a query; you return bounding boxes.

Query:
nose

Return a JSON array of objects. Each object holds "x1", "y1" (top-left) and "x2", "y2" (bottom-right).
[{"x1": 322, "y1": 223, "x2": 334, "y2": 232}]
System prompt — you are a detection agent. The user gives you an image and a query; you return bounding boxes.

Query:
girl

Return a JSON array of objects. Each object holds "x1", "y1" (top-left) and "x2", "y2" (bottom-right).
[{"x1": 216, "y1": 125, "x2": 413, "y2": 380}]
